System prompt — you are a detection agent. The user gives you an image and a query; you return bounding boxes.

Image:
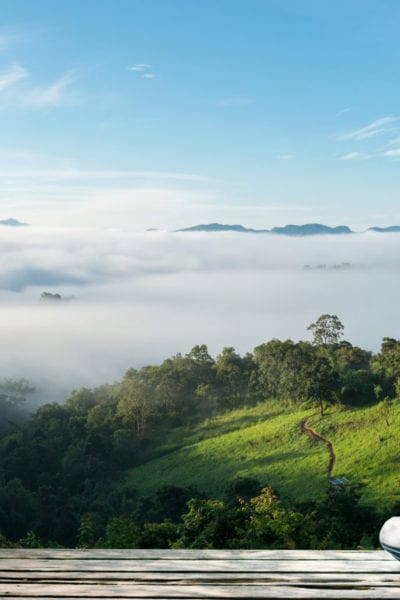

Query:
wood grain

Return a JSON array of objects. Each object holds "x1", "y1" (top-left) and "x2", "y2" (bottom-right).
[{"x1": 1, "y1": 549, "x2": 399, "y2": 599}]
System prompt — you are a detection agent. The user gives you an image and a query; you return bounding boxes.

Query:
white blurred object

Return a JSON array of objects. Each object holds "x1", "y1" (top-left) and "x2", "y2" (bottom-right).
[{"x1": 379, "y1": 517, "x2": 400, "y2": 560}]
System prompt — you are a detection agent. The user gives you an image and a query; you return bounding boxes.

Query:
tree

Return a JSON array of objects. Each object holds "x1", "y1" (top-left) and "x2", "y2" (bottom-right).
[
  {"x1": 116, "y1": 376, "x2": 155, "y2": 437},
  {"x1": 240, "y1": 487, "x2": 317, "y2": 549},
  {"x1": 253, "y1": 340, "x2": 338, "y2": 409},
  {"x1": 307, "y1": 314, "x2": 344, "y2": 346},
  {"x1": 174, "y1": 498, "x2": 243, "y2": 548},
  {"x1": 371, "y1": 337, "x2": 400, "y2": 398},
  {"x1": 40, "y1": 292, "x2": 62, "y2": 301},
  {"x1": 103, "y1": 516, "x2": 140, "y2": 548},
  {"x1": 0, "y1": 379, "x2": 35, "y2": 434},
  {"x1": 306, "y1": 354, "x2": 339, "y2": 416},
  {"x1": 215, "y1": 348, "x2": 255, "y2": 409}
]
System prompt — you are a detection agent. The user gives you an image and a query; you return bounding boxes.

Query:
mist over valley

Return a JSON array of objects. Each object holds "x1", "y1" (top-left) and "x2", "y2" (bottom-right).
[{"x1": 1, "y1": 225, "x2": 399, "y2": 402}]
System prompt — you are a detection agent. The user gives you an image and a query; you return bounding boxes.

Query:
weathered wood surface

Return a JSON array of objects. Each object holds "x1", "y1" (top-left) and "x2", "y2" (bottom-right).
[{"x1": 0, "y1": 549, "x2": 399, "y2": 598}]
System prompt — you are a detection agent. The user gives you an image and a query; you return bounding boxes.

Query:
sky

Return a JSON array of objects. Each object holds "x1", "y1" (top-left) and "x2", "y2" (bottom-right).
[
  {"x1": 0, "y1": 1, "x2": 400, "y2": 400},
  {"x1": 0, "y1": 0, "x2": 400, "y2": 230}
]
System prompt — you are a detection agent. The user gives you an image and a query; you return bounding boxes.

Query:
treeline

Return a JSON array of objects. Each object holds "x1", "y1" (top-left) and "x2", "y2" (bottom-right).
[
  {"x1": 1, "y1": 315, "x2": 400, "y2": 547},
  {"x1": 0, "y1": 480, "x2": 382, "y2": 550}
]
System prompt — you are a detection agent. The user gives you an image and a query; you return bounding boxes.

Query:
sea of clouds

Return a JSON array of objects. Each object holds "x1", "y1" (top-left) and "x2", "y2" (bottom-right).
[{"x1": 1, "y1": 226, "x2": 399, "y2": 402}]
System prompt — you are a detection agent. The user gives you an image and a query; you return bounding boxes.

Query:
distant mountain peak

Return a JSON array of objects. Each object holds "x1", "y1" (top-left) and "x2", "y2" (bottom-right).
[
  {"x1": 271, "y1": 223, "x2": 352, "y2": 236},
  {"x1": 0, "y1": 218, "x2": 28, "y2": 227},
  {"x1": 368, "y1": 226, "x2": 400, "y2": 233},
  {"x1": 177, "y1": 223, "x2": 256, "y2": 233}
]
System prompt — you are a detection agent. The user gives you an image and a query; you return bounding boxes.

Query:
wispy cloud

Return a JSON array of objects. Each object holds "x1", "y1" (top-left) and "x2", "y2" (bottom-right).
[
  {"x1": 127, "y1": 63, "x2": 152, "y2": 72},
  {"x1": 339, "y1": 152, "x2": 370, "y2": 160},
  {"x1": 0, "y1": 64, "x2": 28, "y2": 91},
  {"x1": 381, "y1": 148, "x2": 400, "y2": 158},
  {"x1": 339, "y1": 148, "x2": 400, "y2": 161},
  {"x1": 21, "y1": 71, "x2": 77, "y2": 108},
  {"x1": 0, "y1": 168, "x2": 215, "y2": 183},
  {"x1": 337, "y1": 116, "x2": 398, "y2": 141},
  {"x1": 127, "y1": 63, "x2": 156, "y2": 79},
  {"x1": 277, "y1": 154, "x2": 296, "y2": 160},
  {"x1": 385, "y1": 136, "x2": 400, "y2": 147},
  {"x1": 0, "y1": 67, "x2": 79, "y2": 110}
]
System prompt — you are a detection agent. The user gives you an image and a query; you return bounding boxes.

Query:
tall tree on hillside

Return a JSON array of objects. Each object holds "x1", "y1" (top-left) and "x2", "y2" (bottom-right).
[
  {"x1": 306, "y1": 354, "x2": 339, "y2": 416},
  {"x1": 215, "y1": 347, "x2": 255, "y2": 409},
  {"x1": 307, "y1": 314, "x2": 344, "y2": 346},
  {"x1": 371, "y1": 337, "x2": 400, "y2": 398}
]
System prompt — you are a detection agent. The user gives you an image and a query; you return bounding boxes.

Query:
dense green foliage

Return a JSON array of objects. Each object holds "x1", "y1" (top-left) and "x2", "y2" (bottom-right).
[{"x1": 0, "y1": 320, "x2": 399, "y2": 549}]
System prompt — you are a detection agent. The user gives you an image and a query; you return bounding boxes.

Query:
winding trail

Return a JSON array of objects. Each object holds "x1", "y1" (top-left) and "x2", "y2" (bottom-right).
[{"x1": 301, "y1": 418, "x2": 336, "y2": 479}]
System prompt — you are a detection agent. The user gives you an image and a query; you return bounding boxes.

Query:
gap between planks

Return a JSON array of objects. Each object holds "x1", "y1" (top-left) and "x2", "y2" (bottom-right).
[{"x1": 0, "y1": 549, "x2": 391, "y2": 560}]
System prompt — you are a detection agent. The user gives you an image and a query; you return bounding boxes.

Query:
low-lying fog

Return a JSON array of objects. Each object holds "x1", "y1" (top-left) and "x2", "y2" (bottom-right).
[{"x1": 1, "y1": 226, "x2": 399, "y2": 403}]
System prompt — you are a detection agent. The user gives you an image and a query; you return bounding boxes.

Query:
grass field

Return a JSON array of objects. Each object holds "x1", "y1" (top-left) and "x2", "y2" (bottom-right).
[
  {"x1": 307, "y1": 401, "x2": 400, "y2": 508},
  {"x1": 125, "y1": 399, "x2": 400, "y2": 510}
]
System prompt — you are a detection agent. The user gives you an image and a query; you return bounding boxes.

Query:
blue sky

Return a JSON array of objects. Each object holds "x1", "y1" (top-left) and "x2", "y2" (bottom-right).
[{"x1": 1, "y1": 0, "x2": 400, "y2": 229}]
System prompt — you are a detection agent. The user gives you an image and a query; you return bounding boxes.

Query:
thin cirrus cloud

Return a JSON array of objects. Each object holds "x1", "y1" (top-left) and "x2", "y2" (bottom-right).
[
  {"x1": 20, "y1": 71, "x2": 78, "y2": 108},
  {"x1": 0, "y1": 63, "x2": 28, "y2": 91},
  {"x1": 127, "y1": 63, "x2": 152, "y2": 72},
  {"x1": 127, "y1": 63, "x2": 156, "y2": 78},
  {"x1": 381, "y1": 149, "x2": 400, "y2": 158},
  {"x1": 339, "y1": 152, "x2": 370, "y2": 160},
  {"x1": 0, "y1": 168, "x2": 214, "y2": 183},
  {"x1": 386, "y1": 136, "x2": 400, "y2": 147},
  {"x1": 277, "y1": 154, "x2": 296, "y2": 160},
  {"x1": 335, "y1": 116, "x2": 400, "y2": 161},
  {"x1": 336, "y1": 116, "x2": 398, "y2": 141},
  {"x1": 339, "y1": 149, "x2": 400, "y2": 160},
  {"x1": 0, "y1": 64, "x2": 78, "y2": 109}
]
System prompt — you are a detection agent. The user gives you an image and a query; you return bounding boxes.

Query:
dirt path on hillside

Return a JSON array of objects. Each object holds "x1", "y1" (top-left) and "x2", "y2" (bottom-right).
[{"x1": 301, "y1": 418, "x2": 336, "y2": 479}]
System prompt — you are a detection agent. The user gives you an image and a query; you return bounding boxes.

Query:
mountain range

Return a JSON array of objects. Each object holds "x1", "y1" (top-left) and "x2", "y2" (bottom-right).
[
  {"x1": 1, "y1": 219, "x2": 400, "y2": 235},
  {"x1": 176, "y1": 223, "x2": 400, "y2": 235}
]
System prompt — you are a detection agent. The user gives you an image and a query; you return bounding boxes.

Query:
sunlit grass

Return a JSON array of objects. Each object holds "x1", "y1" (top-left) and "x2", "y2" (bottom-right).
[
  {"x1": 126, "y1": 399, "x2": 400, "y2": 511},
  {"x1": 126, "y1": 401, "x2": 327, "y2": 502},
  {"x1": 308, "y1": 402, "x2": 400, "y2": 509}
]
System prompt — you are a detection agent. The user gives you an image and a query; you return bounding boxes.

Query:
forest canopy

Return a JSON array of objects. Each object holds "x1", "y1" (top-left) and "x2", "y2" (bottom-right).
[{"x1": 0, "y1": 317, "x2": 399, "y2": 549}]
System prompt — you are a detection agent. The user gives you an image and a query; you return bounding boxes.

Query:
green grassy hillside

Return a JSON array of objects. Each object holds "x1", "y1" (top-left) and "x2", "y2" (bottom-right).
[
  {"x1": 125, "y1": 399, "x2": 400, "y2": 510},
  {"x1": 307, "y1": 401, "x2": 400, "y2": 508}
]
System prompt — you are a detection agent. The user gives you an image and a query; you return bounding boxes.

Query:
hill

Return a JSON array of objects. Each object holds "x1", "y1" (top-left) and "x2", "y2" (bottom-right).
[
  {"x1": 271, "y1": 224, "x2": 352, "y2": 236},
  {"x1": 368, "y1": 226, "x2": 400, "y2": 233},
  {"x1": 0, "y1": 218, "x2": 27, "y2": 227},
  {"x1": 0, "y1": 332, "x2": 398, "y2": 547},
  {"x1": 176, "y1": 223, "x2": 264, "y2": 233},
  {"x1": 125, "y1": 399, "x2": 400, "y2": 510}
]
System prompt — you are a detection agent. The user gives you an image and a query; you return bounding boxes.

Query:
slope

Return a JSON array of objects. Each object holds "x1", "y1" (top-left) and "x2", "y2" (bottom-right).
[{"x1": 125, "y1": 399, "x2": 400, "y2": 511}]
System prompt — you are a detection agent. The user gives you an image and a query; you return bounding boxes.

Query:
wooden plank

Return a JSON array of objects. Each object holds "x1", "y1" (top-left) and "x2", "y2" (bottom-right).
[
  {"x1": 2, "y1": 571, "x2": 400, "y2": 583},
  {"x1": 1, "y1": 573, "x2": 400, "y2": 588},
  {"x1": 2, "y1": 583, "x2": 400, "y2": 598},
  {"x1": 0, "y1": 559, "x2": 398, "y2": 572},
  {"x1": 1, "y1": 550, "x2": 398, "y2": 598},
  {"x1": 0, "y1": 549, "x2": 391, "y2": 561}
]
